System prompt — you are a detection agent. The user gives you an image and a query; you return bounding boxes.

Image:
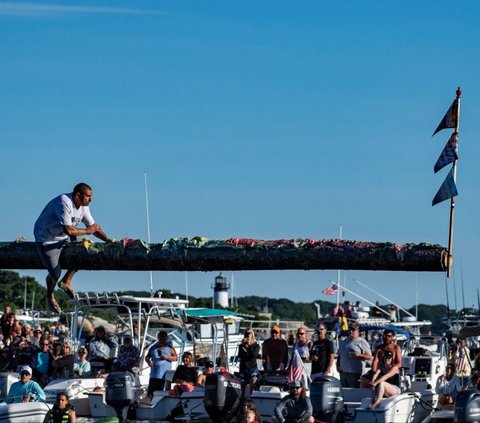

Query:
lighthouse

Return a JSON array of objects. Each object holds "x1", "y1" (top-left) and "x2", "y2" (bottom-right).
[{"x1": 212, "y1": 273, "x2": 230, "y2": 308}]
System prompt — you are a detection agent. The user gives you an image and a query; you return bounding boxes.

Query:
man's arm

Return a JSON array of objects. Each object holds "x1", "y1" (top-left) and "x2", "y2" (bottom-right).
[
  {"x1": 63, "y1": 223, "x2": 113, "y2": 242},
  {"x1": 273, "y1": 397, "x2": 288, "y2": 423}
]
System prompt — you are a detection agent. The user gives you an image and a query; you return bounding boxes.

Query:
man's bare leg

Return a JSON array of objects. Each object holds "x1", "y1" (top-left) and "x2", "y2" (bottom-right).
[
  {"x1": 46, "y1": 274, "x2": 62, "y2": 313},
  {"x1": 58, "y1": 269, "x2": 77, "y2": 299}
]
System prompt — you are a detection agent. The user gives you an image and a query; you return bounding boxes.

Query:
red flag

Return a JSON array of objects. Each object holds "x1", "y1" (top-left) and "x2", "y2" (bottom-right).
[{"x1": 322, "y1": 283, "x2": 339, "y2": 296}]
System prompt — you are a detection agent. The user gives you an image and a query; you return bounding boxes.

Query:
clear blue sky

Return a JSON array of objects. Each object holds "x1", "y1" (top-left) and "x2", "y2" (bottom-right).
[{"x1": 1, "y1": 1, "x2": 480, "y2": 311}]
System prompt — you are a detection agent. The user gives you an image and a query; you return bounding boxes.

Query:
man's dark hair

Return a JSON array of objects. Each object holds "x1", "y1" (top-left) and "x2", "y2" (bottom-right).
[{"x1": 73, "y1": 183, "x2": 92, "y2": 196}]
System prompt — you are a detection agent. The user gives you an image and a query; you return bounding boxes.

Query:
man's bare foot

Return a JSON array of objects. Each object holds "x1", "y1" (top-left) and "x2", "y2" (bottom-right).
[{"x1": 48, "y1": 296, "x2": 62, "y2": 314}]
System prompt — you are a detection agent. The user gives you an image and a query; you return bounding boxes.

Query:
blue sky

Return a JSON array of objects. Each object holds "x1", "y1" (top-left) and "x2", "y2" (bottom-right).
[{"x1": 1, "y1": 1, "x2": 480, "y2": 311}]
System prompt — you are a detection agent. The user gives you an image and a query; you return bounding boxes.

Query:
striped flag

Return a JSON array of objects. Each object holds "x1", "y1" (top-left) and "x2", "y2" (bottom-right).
[
  {"x1": 288, "y1": 349, "x2": 309, "y2": 387},
  {"x1": 434, "y1": 133, "x2": 458, "y2": 173},
  {"x1": 432, "y1": 167, "x2": 458, "y2": 206},
  {"x1": 433, "y1": 98, "x2": 459, "y2": 136},
  {"x1": 322, "y1": 283, "x2": 339, "y2": 296}
]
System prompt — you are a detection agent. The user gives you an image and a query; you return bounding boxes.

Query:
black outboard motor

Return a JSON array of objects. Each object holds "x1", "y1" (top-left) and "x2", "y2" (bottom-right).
[
  {"x1": 204, "y1": 372, "x2": 242, "y2": 422},
  {"x1": 454, "y1": 388, "x2": 480, "y2": 423},
  {"x1": 105, "y1": 371, "x2": 136, "y2": 422},
  {"x1": 310, "y1": 375, "x2": 344, "y2": 423}
]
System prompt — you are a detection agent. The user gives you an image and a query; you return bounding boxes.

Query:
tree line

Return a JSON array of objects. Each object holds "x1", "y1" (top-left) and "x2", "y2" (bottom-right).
[{"x1": 0, "y1": 270, "x2": 452, "y2": 334}]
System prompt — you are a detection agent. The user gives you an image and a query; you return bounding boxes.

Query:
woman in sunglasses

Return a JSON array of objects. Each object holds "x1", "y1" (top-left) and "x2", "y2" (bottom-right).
[
  {"x1": 367, "y1": 329, "x2": 402, "y2": 409},
  {"x1": 73, "y1": 347, "x2": 91, "y2": 378}
]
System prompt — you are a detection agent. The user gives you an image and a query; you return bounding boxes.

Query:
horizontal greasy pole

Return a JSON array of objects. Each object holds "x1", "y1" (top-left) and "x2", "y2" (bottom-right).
[{"x1": 0, "y1": 238, "x2": 448, "y2": 272}]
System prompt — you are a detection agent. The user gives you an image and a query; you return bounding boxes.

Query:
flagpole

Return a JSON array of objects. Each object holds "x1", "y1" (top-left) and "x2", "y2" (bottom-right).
[{"x1": 447, "y1": 87, "x2": 461, "y2": 277}]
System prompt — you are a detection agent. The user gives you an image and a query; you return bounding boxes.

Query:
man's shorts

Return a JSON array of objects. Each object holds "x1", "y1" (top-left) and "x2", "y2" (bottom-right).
[{"x1": 36, "y1": 240, "x2": 68, "y2": 280}]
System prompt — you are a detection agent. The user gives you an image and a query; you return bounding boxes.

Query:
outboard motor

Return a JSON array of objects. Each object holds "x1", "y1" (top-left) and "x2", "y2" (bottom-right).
[
  {"x1": 454, "y1": 388, "x2": 480, "y2": 423},
  {"x1": 310, "y1": 375, "x2": 344, "y2": 423},
  {"x1": 204, "y1": 372, "x2": 242, "y2": 422},
  {"x1": 105, "y1": 371, "x2": 136, "y2": 422}
]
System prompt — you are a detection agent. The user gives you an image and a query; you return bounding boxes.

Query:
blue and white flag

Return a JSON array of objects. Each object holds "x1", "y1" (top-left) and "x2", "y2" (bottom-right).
[
  {"x1": 433, "y1": 98, "x2": 458, "y2": 136},
  {"x1": 432, "y1": 167, "x2": 458, "y2": 206},
  {"x1": 434, "y1": 133, "x2": 458, "y2": 173}
]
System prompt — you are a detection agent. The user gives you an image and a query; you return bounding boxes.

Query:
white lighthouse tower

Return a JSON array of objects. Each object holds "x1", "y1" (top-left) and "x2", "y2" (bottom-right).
[{"x1": 212, "y1": 272, "x2": 230, "y2": 308}]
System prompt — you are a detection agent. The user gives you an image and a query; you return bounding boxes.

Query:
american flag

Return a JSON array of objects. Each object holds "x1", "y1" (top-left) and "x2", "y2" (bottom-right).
[
  {"x1": 322, "y1": 283, "x2": 339, "y2": 296},
  {"x1": 288, "y1": 349, "x2": 309, "y2": 387},
  {"x1": 456, "y1": 352, "x2": 469, "y2": 375}
]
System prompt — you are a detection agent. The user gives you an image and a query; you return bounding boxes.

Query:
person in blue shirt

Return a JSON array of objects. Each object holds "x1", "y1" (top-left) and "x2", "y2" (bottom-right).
[
  {"x1": 6, "y1": 365, "x2": 46, "y2": 404},
  {"x1": 146, "y1": 331, "x2": 177, "y2": 397}
]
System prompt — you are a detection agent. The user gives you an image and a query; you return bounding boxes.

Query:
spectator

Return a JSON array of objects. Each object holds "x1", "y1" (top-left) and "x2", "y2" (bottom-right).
[
  {"x1": 239, "y1": 398, "x2": 262, "y2": 423},
  {"x1": 52, "y1": 342, "x2": 74, "y2": 378},
  {"x1": 0, "y1": 307, "x2": 14, "y2": 346},
  {"x1": 87, "y1": 326, "x2": 117, "y2": 371},
  {"x1": 73, "y1": 346, "x2": 91, "y2": 378},
  {"x1": 436, "y1": 363, "x2": 464, "y2": 405},
  {"x1": 238, "y1": 329, "x2": 261, "y2": 393},
  {"x1": 366, "y1": 329, "x2": 402, "y2": 409},
  {"x1": 33, "y1": 338, "x2": 53, "y2": 386},
  {"x1": 197, "y1": 360, "x2": 214, "y2": 387},
  {"x1": 337, "y1": 322, "x2": 372, "y2": 388},
  {"x1": 262, "y1": 325, "x2": 288, "y2": 372},
  {"x1": 43, "y1": 391, "x2": 76, "y2": 423},
  {"x1": 170, "y1": 351, "x2": 197, "y2": 396},
  {"x1": 113, "y1": 335, "x2": 140, "y2": 372},
  {"x1": 31, "y1": 328, "x2": 43, "y2": 348},
  {"x1": 146, "y1": 331, "x2": 177, "y2": 397},
  {"x1": 310, "y1": 324, "x2": 334, "y2": 378},
  {"x1": 6, "y1": 365, "x2": 46, "y2": 404},
  {"x1": 0, "y1": 346, "x2": 16, "y2": 372},
  {"x1": 273, "y1": 380, "x2": 313, "y2": 423}
]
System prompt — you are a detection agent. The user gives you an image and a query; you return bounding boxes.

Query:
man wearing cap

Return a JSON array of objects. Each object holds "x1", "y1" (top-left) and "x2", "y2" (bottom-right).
[
  {"x1": 262, "y1": 325, "x2": 288, "y2": 372},
  {"x1": 6, "y1": 365, "x2": 46, "y2": 403},
  {"x1": 197, "y1": 360, "x2": 215, "y2": 387},
  {"x1": 337, "y1": 322, "x2": 372, "y2": 388},
  {"x1": 273, "y1": 380, "x2": 314, "y2": 423}
]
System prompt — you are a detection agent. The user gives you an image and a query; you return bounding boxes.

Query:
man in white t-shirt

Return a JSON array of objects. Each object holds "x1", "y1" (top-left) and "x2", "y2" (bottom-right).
[{"x1": 34, "y1": 182, "x2": 113, "y2": 313}]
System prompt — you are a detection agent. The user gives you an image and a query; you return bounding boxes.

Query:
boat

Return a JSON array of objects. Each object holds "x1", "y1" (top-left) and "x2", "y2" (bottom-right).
[
  {"x1": 52, "y1": 291, "x2": 244, "y2": 419},
  {"x1": 0, "y1": 401, "x2": 51, "y2": 423}
]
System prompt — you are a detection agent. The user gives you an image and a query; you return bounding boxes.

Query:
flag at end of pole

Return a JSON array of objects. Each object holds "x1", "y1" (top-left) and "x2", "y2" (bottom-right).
[
  {"x1": 433, "y1": 98, "x2": 459, "y2": 136},
  {"x1": 322, "y1": 283, "x2": 339, "y2": 296},
  {"x1": 432, "y1": 167, "x2": 458, "y2": 206}
]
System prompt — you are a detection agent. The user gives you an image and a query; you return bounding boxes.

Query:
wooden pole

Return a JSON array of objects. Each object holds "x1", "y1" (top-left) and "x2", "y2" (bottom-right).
[
  {"x1": 0, "y1": 238, "x2": 448, "y2": 272},
  {"x1": 447, "y1": 87, "x2": 461, "y2": 277}
]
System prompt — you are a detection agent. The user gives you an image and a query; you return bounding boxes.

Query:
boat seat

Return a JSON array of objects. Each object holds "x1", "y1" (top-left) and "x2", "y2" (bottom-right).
[{"x1": 259, "y1": 386, "x2": 281, "y2": 393}]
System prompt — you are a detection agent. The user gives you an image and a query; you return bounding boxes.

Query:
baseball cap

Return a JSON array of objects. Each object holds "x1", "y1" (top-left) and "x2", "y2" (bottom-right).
[
  {"x1": 271, "y1": 325, "x2": 281, "y2": 333},
  {"x1": 289, "y1": 380, "x2": 302, "y2": 388},
  {"x1": 20, "y1": 365, "x2": 32, "y2": 375},
  {"x1": 205, "y1": 360, "x2": 214, "y2": 368},
  {"x1": 348, "y1": 322, "x2": 360, "y2": 331}
]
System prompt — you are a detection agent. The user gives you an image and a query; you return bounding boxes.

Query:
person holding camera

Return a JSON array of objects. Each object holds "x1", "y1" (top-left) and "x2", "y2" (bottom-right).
[{"x1": 239, "y1": 329, "x2": 261, "y2": 395}]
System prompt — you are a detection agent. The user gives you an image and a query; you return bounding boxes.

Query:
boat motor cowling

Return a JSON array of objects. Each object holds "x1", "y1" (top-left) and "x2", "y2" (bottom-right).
[
  {"x1": 454, "y1": 388, "x2": 480, "y2": 423},
  {"x1": 105, "y1": 371, "x2": 136, "y2": 422},
  {"x1": 204, "y1": 372, "x2": 242, "y2": 422},
  {"x1": 310, "y1": 375, "x2": 344, "y2": 423}
]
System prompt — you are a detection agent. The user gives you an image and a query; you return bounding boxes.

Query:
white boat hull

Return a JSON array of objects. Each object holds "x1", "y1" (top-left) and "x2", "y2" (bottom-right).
[{"x1": 0, "y1": 401, "x2": 52, "y2": 423}]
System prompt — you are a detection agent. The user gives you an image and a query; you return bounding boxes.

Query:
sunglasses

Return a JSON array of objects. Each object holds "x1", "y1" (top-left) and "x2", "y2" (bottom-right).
[
  {"x1": 297, "y1": 332, "x2": 306, "y2": 335},
  {"x1": 290, "y1": 387, "x2": 301, "y2": 390},
  {"x1": 271, "y1": 330, "x2": 279, "y2": 334},
  {"x1": 20, "y1": 371, "x2": 30, "y2": 376},
  {"x1": 43, "y1": 343, "x2": 50, "y2": 346}
]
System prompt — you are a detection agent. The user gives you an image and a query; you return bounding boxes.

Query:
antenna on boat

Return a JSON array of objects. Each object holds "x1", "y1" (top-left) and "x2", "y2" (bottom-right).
[
  {"x1": 335, "y1": 224, "x2": 343, "y2": 309},
  {"x1": 460, "y1": 258, "x2": 466, "y2": 313},
  {"x1": 184, "y1": 271, "x2": 189, "y2": 302},
  {"x1": 23, "y1": 277, "x2": 27, "y2": 310},
  {"x1": 354, "y1": 278, "x2": 416, "y2": 319},
  {"x1": 444, "y1": 272, "x2": 451, "y2": 320},
  {"x1": 144, "y1": 171, "x2": 154, "y2": 296}
]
